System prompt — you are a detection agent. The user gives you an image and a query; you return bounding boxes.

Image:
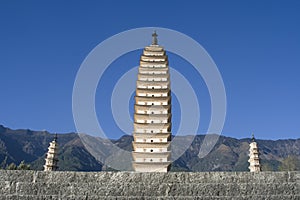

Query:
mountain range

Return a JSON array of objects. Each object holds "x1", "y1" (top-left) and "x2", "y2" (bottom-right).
[{"x1": 0, "y1": 124, "x2": 299, "y2": 171}]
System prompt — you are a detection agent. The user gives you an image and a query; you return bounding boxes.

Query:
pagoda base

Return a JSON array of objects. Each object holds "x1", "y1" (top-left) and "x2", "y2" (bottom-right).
[{"x1": 133, "y1": 162, "x2": 171, "y2": 172}]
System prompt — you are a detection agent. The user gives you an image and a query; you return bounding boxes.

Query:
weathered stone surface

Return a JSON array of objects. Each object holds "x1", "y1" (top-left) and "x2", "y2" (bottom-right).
[{"x1": 0, "y1": 171, "x2": 299, "y2": 199}]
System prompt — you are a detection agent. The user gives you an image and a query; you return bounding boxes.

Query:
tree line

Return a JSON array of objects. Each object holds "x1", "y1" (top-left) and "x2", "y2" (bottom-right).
[
  {"x1": 0, "y1": 155, "x2": 299, "y2": 171},
  {"x1": 0, "y1": 156, "x2": 30, "y2": 170}
]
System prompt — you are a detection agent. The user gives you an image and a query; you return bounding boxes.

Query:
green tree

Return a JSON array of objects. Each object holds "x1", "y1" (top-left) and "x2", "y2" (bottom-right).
[
  {"x1": 17, "y1": 160, "x2": 30, "y2": 170},
  {"x1": 279, "y1": 156, "x2": 300, "y2": 171},
  {"x1": 261, "y1": 162, "x2": 275, "y2": 171},
  {"x1": 6, "y1": 163, "x2": 17, "y2": 170}
]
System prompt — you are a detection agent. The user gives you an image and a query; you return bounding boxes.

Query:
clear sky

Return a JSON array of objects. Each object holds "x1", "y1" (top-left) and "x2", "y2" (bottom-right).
[{"x1": 0, "y1": 1, "x2": 299, "y2": 139}]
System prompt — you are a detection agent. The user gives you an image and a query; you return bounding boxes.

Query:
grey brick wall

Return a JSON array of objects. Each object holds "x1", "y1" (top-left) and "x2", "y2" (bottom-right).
[{"x1": 0, "y1": 171, "x2": 299, "y2": 199}]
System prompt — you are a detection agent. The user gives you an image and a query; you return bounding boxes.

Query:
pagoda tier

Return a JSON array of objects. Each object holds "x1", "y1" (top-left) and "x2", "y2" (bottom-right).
[
  {"x1": 134, "y1": 123, "x2": 171, "y2": 133},
  {"x1": 139, "y1": 68, "x2": 169, "y2": 75},
  {"x1": 134, "y1": 104, "x2": 171, "y2": 115},
  {"x1": 138, "y1": 74, "x2": 169, "y2": 81},
  {"x1": 132, "y1": 32, "x2": 172, "y2": 172}
]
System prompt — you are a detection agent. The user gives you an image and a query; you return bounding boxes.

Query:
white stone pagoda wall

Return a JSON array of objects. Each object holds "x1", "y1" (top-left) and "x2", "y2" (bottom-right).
[{"x1": 132, "y1": 37, "x2": 172, "y2": 172}]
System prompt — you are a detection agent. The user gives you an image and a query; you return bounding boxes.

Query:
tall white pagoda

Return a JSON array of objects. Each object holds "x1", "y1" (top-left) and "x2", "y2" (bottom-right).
[
  {"x1": 44, "y1": 134, "x2": 59, "y2": 171},
  {"x1": 248, "y1": 134, "x2": 261, "y2": 172},
  {"x1": 132, "y1": 32, "x2": 171, "y2": 172}
]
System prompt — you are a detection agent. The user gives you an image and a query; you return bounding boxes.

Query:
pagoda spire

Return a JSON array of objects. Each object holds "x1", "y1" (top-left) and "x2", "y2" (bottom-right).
[
  {"x1": 54, "y1": 133, "x2": 58, "y2": 142},
  {"x1": 44, "y1": 134, "x2": 59, "y2": 171},
  {"x1": 248, "y1": 133, "x2": 261, "y2": 172},
  {"x1": 152, "y1": 31, "x2": 158, "y2": 45}
]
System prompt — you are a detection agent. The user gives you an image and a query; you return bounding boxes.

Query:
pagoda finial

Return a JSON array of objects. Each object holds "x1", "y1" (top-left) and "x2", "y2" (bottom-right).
[
  {"x1": 54, "y1": 133, "x2": 58, "y2": 142},
  {"x1": 251, "y1": 133, "x2": 255, "y2": 142},
  {"x1": 152, "y1": 31, "x2": 158, "y2": 45}
]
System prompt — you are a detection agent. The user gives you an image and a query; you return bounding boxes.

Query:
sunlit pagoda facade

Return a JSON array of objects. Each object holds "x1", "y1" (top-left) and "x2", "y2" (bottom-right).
[
  {"x1": 44, "y1": 134, "x2": 59, "y2": 171},
  {"x1": 248, "y1": 134, "x2": 261, "y2": 172},
  {"x1": 132, "y1": 32, "x2": 171, "y2": 172}
]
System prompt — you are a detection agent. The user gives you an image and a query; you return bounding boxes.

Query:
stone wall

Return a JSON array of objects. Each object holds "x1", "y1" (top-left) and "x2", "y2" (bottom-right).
[{"x1": 0, "y1": 171, "x2": 299, "y2": 199}]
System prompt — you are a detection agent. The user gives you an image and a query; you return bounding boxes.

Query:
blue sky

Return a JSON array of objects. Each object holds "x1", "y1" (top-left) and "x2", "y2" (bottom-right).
[{"x1": 0, "y1": 1, "x2": 299, "y2": 139}]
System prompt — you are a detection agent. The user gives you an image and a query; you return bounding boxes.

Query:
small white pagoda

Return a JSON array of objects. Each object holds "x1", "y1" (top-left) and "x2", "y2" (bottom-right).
[
  {"x1": 248, "y1": 133, "x2": 261, "y2": 172},
  {"x1": 132, "y1": 32, "x2": 171, "y2": 172},
  {"x1": 44, "y1": 134, "x2": 59, "y2": 171}
]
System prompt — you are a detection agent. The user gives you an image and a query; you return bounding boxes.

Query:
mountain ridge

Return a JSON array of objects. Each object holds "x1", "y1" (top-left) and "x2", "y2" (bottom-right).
[{"x1": 0, "y1": 124, "x2": 299, "y2": 171}]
